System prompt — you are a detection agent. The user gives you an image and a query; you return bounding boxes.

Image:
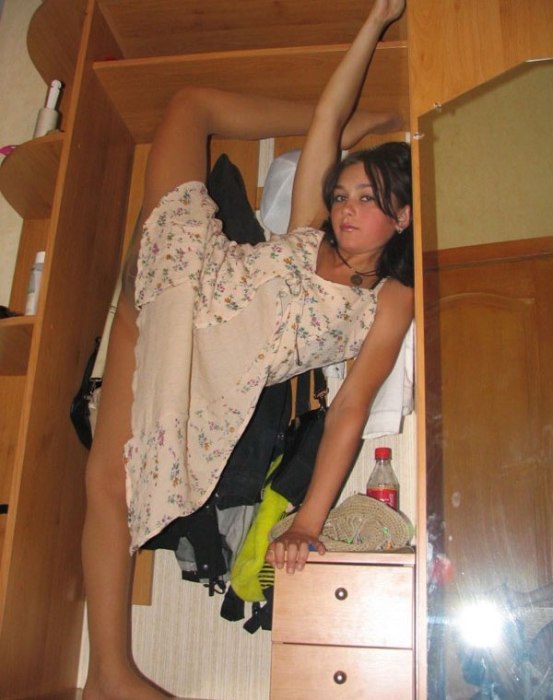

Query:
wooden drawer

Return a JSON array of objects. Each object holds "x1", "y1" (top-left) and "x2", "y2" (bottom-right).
[
  {"x1": 270, "y1": 643, "x2": 414, "y2": 699},
  {"x1": 272, "y1": 562, "x2": 413, "y2": 648}
]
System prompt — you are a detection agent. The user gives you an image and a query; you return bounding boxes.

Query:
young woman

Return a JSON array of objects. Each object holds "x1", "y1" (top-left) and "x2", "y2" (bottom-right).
[{"x1": 82, "y1": 1, "x2": 410, "y2": 697}]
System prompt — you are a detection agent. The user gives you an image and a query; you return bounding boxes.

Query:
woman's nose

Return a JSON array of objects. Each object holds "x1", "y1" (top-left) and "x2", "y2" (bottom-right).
[{"x1": 343, "y1": 197, "x2": 356, "y2": 214}]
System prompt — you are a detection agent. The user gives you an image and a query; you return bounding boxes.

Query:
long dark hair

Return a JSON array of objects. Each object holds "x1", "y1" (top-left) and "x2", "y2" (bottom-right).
[{"x1": 322, "y1": 141, "x2": 413, "y2": 287}]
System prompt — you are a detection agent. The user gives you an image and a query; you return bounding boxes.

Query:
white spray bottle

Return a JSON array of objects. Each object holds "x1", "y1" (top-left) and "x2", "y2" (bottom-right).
[{"x1": 33, "y1": 80, "x2": 63, "y2": 138}]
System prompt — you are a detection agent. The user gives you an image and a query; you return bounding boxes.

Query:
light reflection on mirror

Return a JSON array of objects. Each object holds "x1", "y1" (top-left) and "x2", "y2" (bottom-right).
[
  {"x1": 420, "y1": 59, "x2": 553, "y2": 700},
  {"x1": 457, "y1": 600, "x2": 506, "y2": 650}
]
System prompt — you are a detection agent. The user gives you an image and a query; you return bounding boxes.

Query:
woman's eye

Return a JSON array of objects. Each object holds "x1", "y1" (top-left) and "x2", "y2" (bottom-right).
[
  {"x1": 361, "y1": 194, "x2": 375, "y2": 203},
  {"x1": 332, "y1": 194, "x2": 346, "y2": 203}
]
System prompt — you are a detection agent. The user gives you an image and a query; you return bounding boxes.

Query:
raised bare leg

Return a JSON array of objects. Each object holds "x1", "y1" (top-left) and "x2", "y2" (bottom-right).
[
  {"x1": 141, "y1": 86, "x2": 401, "y2": 225},
  {"x1": 82, "y1": 293, "x2": 175, "y2": 699}
]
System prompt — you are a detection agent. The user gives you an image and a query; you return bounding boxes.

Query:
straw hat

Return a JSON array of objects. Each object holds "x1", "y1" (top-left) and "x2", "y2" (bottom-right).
[{"x1": 270, "y1": 493, "x2": 414, "y2": 552}]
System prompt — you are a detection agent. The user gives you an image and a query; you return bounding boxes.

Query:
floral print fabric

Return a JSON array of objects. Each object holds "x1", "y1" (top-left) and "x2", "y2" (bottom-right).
[{"x1": 124, "y1": 182, "x2": 383, "y2": 552}]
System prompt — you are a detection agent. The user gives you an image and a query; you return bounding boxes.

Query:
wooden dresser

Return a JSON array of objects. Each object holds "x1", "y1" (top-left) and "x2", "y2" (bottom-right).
[{"x1": 270, "y1": 550, "x2": 415, "y2": 699}]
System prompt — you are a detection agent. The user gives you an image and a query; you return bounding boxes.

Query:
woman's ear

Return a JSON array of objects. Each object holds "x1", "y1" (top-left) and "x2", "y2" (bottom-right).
[{"x1": 396, "y1": 205, "x2": 411, "y2": 230}]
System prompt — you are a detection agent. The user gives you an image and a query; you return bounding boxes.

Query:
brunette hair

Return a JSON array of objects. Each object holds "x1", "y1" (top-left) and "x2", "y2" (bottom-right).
[{"x1": 322, "y1": 141, "x2": 413, "y2": 287}]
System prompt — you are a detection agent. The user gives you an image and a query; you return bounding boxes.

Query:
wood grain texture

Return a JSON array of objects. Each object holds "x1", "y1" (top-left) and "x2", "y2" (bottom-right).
[
  {"x1": 408, "y1": 0, "x2": 553, "y2": 119},
  {"x1": 423, "y1": 245, "x2": 553, "y2": 697},
  {"x1": 0, "y1": 1, "x2": 134, "y2": 695},
  {"x1": 271, "y1": 644, "x2": 413, "y2": 699},
  {"x1": 9, "y1": 219, "x2": 50, "y2": 314},
  {"x1": 273, "y1": 561, "x2": 414, "y2": 648},
  {"x1": 93, "y1": 43, "x2": 409, "y2": 143},
  {"x1": 27, "y1": 0, "x2": 87, "y2": 86},
  {"x1": 0, "y1": 134, "x2": 62, "y2": 219},
  {"x1": 97, "y1": 0, "x2": 407, "y2": 58},
  {"x1": 0, "y1": 318, "x2": 33, "y2": 376}
]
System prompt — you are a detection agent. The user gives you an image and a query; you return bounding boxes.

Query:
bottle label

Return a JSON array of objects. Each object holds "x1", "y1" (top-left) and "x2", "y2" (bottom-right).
[{"x1": 366, "y1": 487, "x2": 398, "y2": 510}]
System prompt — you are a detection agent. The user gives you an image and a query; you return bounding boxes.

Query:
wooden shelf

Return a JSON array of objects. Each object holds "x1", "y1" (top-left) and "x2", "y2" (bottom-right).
[
  {"x1": 94, "y1": 42, "x2": 409, "y2": 143},
  {"x1": 27, "y1": 0, "x2": 86, "y2": 87},
  {"x1": 96, "y1": 0, "x2": 407, "y2": 59},
  {"x1": 0, "y1": 317, "x2": 33, "y2": 376},
  {"x1": 0, "y1": 133, "x2": 63, "y2": 219}
]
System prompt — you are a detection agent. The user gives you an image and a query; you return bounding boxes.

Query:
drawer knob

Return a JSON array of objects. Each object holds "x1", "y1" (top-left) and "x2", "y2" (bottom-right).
[
  {"x1": 333, "y1": 671, "x2": 347, "y2": 685},
  {"x1": 334, "y1": 587, "x2": 348, "y2": 600}
]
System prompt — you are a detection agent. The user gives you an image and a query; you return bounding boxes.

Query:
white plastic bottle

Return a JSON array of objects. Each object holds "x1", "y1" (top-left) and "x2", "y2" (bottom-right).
[
  {"x1": 33, "y1": 80, "x2": 62, "y2": 138},
  {"x1": 25, "y1": 251, "x2": 46, "y2": 315}
]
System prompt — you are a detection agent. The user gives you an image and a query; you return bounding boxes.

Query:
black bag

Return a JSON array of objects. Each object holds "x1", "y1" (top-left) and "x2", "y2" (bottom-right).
[
  {"x1": 69, "y1": 337, "x2": 102, "y2": 449},
  {"x1": 270, "y1": 368, "x2": 328, "y2": 506}
]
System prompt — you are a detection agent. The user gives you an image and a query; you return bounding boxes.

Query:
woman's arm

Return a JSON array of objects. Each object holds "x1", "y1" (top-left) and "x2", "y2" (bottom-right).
[
  {"x1": 288, "y1": 0, "x2": 406, "y2": 232},
  {"x1": 141, "y1": 2, "x2": 404, "y2": 230},
  {"x1": 266, "y1": 280, "x2": 414, "y2": 572}
]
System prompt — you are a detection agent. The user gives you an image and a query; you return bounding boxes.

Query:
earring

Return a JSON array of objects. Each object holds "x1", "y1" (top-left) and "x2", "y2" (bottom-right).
[{"x1": 396, "y1": 226, "x2": 404, "y2": 235}]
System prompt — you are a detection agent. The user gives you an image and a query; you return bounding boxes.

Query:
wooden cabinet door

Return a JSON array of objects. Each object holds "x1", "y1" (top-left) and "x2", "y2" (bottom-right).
[
  {"x1": 424, "y1": 241, "x2": 553, "y2": 696},
  {"x1": 426, "y1": 247, "x2": 553, "y2": 592}
]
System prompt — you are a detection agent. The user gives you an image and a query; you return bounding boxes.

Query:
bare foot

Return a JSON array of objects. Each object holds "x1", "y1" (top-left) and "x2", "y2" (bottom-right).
[{"x1": 83, "y1": 669, "x2": 178, "y2": 700}]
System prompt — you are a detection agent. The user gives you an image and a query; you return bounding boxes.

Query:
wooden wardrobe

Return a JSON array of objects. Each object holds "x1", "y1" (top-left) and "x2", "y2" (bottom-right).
[{"x1": 0, "y1": 0, "x2": 551, "y2": 697}]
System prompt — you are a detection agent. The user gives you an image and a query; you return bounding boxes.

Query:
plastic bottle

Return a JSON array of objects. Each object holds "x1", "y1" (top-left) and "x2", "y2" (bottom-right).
[
  {"x1": 25, "y1": 251, "x2": 46, "y2": 316},
  {"x1": 366, "y1": 446, "x2": 399, "y2": 510},
  {"x1": 33, "y1": 80, "x2": 62, "y2": 138}
]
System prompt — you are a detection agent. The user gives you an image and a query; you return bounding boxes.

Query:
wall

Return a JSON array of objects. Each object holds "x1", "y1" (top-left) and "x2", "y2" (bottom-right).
[
  {"x1": 423, "y1": 61, "x2": 553, "y2": 250},
  {"x1": 0, "y1": 0, "x2": 44, "y2": 306}
]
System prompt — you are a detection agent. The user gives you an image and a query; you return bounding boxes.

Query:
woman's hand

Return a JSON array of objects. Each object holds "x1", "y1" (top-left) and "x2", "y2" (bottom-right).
[
  {"x1": 265, "y1": 526, "x2": 326, "y2": 574},
  {"x1": 374, "y1": 0, "x2": 406, "y2": 27}
]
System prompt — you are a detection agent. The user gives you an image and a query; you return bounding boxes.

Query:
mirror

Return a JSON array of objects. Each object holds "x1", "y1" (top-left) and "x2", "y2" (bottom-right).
[{"x1": 420, "y1": 60, "x2": 553, "y2": 699}]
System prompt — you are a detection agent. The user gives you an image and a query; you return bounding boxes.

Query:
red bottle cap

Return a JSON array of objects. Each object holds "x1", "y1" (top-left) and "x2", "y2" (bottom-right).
[{"x1": 375, "y1": 446, "x2": 392, "y2": 459}]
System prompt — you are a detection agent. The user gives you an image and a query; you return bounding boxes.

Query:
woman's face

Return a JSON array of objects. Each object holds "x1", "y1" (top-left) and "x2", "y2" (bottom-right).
[{"x1": 329, "y1": 162, "x2": 408, "y2": 255}]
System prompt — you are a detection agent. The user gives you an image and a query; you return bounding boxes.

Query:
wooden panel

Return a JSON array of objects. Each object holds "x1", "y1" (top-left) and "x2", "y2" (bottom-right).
[
  {"x1": 97, "y1": 0, "x2": 407, "y2": 59},
  {"x1": 27, "y1": 0, "x2": 87, "y2": 88},
  {"x1": 0, "y1": 2, "x2": 134, "y2": 695},
  {"x1": 424, "y1": 247, "x2": 553, "y2": 698},
  {"x1": 273, "y1": 562, "x2": 413, "y2": 648},
  {"x1": 0, "y1": 376, "x2": 25, "y2": 504},
  {"x1": 408, "y1": 0, "x2": 553, "y2": 118},
  {"x1": 410, "y1": 6, "x2": 553, "y2": 696},
  {"x1": 0, "y1": 134, "x2": 62, "y2": 219},
  {"x1": 0, "y1": 375, "x2": 24, "y2": 588},
  {"x1": 122, "y1": 143, "x2": 150, "y2": 253},
  {"x1": 425, "y1": 252, "x2": 553, "y2": 590},
  {"x1": 424, "y1": 236, "x2": 553, "y2": 270},
  {"x1": 9, "y1": 219, "x2": 50, "y2": 314},
  {"x1": 131, "y1": 549, "x2": 155, "y2": 605},
  {"x1": 0, "y1": 319, "x2": 33, "y2": 376},
  {"x1": 94, "y1": 43, "x2": 409, "y2": 143},
  {"x1": 271, "y1": 644, "x2": 413, "y2": 699}
]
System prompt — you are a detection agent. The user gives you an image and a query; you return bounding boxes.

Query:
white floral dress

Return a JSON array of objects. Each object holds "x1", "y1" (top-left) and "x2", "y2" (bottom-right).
[{"x1": 124, "y1": 182, "x2": 385, "y2": 552}]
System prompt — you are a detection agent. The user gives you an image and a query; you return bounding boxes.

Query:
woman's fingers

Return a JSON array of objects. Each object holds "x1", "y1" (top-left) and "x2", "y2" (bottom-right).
[{"x1": 266, "y1": 532, "x2": 326, "y2": 573}]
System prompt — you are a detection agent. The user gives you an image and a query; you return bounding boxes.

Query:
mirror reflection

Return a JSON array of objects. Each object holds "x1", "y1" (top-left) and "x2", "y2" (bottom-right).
[{"x1": 421, "y1": 60, "x2": 553, "y2": 699}]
